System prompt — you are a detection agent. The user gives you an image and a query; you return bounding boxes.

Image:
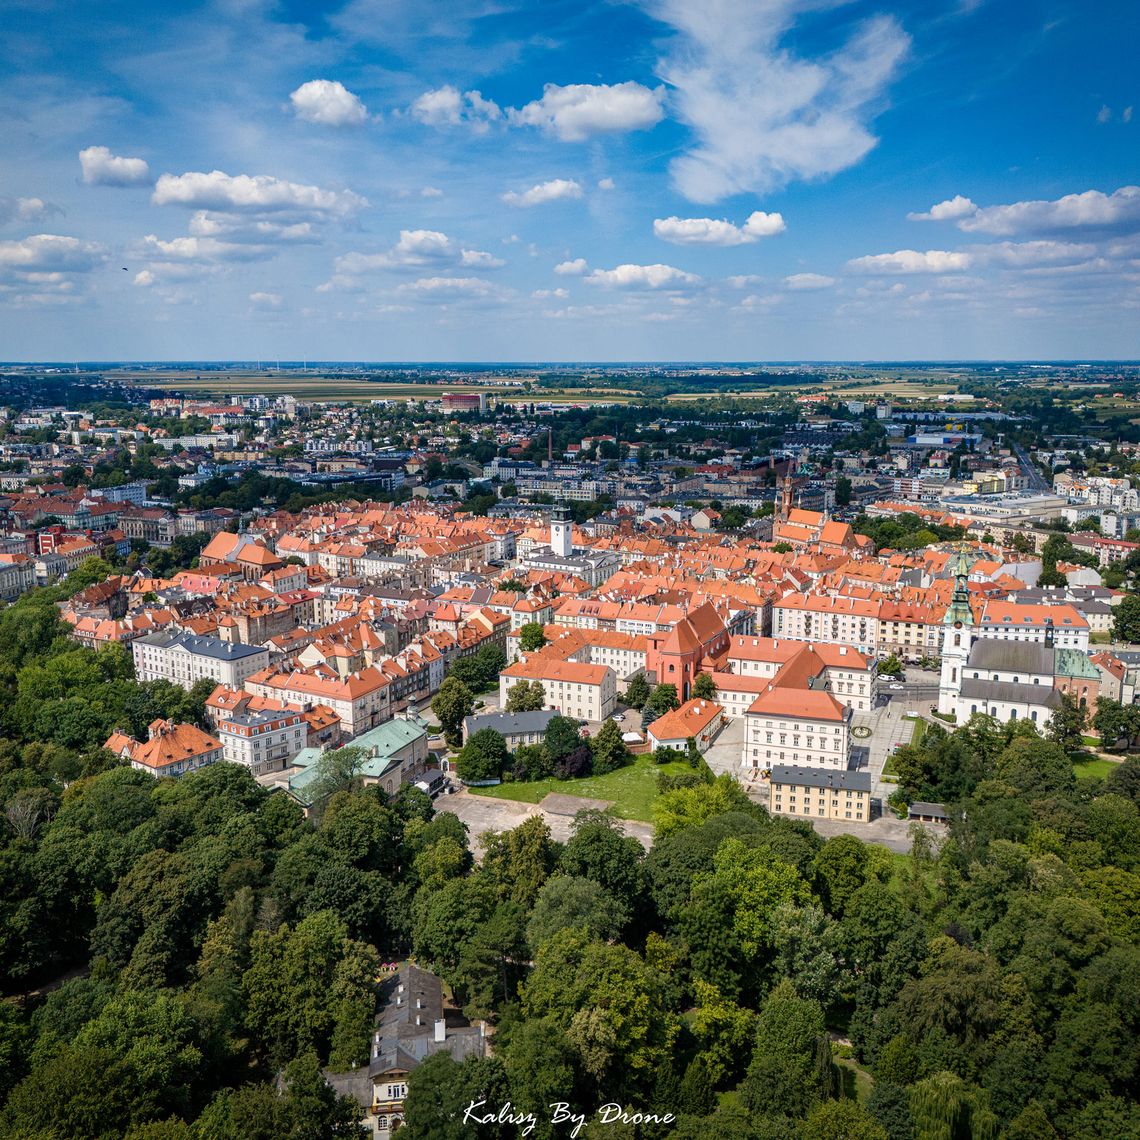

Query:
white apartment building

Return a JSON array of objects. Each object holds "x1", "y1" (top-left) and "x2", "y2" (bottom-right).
[
  {"x1": 218, "y1": 709, "x2": 307, "y2": 778},
  {"x1": 743, "y1": 689, "x2": 851, "y2": 771},
  {"x1": 132, "y1": 631, "x2": 270, "y2": 690},
  {"x1": 244, "y1": 666, "x2": 392, "y2": 738},
  {"x1": 772, "y1": 594, "x2": 881, "y2": 656},
  {"x1": 0, "y1": 553, "x2": 35, "y2": 601},
  {"x1": 498, "y1": 657, "x2": 617, "y2": 722},
  {"x1": 976, "y1": 601, "x2": 1089, "y2": 652}
]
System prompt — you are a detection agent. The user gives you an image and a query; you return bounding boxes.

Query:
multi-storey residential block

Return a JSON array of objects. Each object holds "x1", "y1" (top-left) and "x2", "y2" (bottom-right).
[
  {"x1": 768, "y1": 765, "x2": 871, "y2": 824},
  {"x1": 132, "y1": 631, "x2": 270, "y2": 689},
  {"x1": 218, "y1": 708, "x2": 307, "y2": 777}
]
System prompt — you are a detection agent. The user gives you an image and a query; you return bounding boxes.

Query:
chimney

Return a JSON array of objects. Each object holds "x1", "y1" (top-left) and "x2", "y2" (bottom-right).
[{"x1": 434, "y1": 1019, "x2": 446, "y2": 1043}]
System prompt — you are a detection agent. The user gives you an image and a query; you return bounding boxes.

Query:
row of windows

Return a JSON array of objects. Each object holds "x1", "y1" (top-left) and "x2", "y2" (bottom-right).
[
  {"x1": 968, "y1": 704, "x2": 1040, "y2": 722},
  {"x1": 773, "y1": 802, "x2": 863, "y2": 819},
  {"x1": 778, "y1": 791, "x2": 861, "y2": 801}
]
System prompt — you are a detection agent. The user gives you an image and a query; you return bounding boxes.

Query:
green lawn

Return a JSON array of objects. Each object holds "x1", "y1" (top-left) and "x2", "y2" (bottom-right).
[
  {"x1": 1073, "y1": 757, "x2": 1117, "y2": 780},
  {"x1": 911, "y1": 718, "x2": 927, "y2": 747},
  {"x1": 835, "y1": 1055, "x2": 875, "y2": 1104},
  {"x1": 469, "y1": 753, "x2": 695, "y2": 822}
]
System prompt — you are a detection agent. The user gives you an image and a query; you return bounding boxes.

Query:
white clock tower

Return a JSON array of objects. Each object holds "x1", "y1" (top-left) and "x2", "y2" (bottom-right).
[
  {"x1": 938, "y1": 548, "x2": 975, "y2": 717},
  {"x1": 551, "y1": 506, "x2": 573, "y2": 558}
]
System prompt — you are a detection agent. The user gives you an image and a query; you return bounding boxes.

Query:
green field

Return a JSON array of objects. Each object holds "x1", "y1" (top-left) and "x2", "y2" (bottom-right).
[
  {"x1": 118, "y1": 370, "x2": 641, "y2": 405},
  {"x1": 1073, "y1": 757, "x2": 1118, "y2": 780},
  {"x1": 469, "y1": 753, "x2": 695, "y2": 821}
]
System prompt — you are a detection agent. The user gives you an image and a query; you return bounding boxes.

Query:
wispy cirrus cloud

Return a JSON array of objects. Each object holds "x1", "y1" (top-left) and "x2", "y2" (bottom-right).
[
  {"x1": 784, "y1": 272, "x2": 835, "y2": 289},
  {"x1": 645, "y1": 0, "x2": 910, "y2": 202}
]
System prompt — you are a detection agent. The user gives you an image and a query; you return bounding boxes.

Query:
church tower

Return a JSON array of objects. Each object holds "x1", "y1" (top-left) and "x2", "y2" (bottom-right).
[
  {"x1": 938, "y1": 548, "x2": 975, "y2": 716},
  {"x1": 551, "y1": 505, "x2": 573, "y2": 559},
  {"x1": 777, "y1": 458, "x2": 797, "y2": 524}
]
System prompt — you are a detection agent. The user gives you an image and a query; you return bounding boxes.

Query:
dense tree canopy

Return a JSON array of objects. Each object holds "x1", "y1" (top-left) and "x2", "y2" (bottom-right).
[{"x1": 1, "y1": 613, "x2": 1138, "y2": 1139}]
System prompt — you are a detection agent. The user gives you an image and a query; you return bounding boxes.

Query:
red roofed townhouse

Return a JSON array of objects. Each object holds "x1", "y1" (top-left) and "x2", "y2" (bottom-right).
[
  {"x1": 772, "y1": 593, "x2": 881, "y2": 656},
  {"x1": 499, "y1": 651, "x2": 617, "y2": 722},
  {"x1": 646, "y1": 698, "x2": 727, "y2": 753},
  {"x1": 720, "y1": 635, "x2": 877, "y2": 712},
  {"x1": 105, "y1": 719, "x2": 224, "y2": 779},
  {"x1": 244, "y1": 665, "x2": 392, "y2": 738}
]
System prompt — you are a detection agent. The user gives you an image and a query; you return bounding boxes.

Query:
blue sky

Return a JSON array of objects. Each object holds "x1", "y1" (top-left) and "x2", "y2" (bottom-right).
[{"x1": 1, "y1": 0, "x2": 1137, "y2": 361}]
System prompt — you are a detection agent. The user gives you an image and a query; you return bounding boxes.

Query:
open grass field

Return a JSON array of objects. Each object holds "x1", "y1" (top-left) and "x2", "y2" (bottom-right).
[
  {"x1": 663, "y1": 378, "x2": 962, "y2": 402},
  {"x1": 469, "y1": 753, "x2": 695, "y2": 822},
  {"x1": 1073, "y1": 756, "x2": 1118, "y2": 780},
  {"x1": 130, "y1": 374, "x2": 517, "y2": 401},
  {"x1": 125, "y1": 372, "x2": 640, "y2": 405}
]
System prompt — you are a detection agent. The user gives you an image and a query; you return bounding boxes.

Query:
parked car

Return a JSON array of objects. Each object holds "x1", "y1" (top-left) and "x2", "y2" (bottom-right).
[{"x1": 889, "y1": 683, "x2": 905, "y2": 691}]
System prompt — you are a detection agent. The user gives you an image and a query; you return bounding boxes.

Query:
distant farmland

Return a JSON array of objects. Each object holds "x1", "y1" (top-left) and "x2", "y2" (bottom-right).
[{"x1": 125, "y1": 372, "x2": 639, "y2": 404}]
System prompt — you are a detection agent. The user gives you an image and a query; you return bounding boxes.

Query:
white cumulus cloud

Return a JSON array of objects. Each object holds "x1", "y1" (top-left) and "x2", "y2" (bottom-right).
[
  {"x1": 598, "y1": 177, "x2": 616, "y2": 190},
  {"x1": 187, "y1": 211, "x2": 318, "y2": 244},
  {"x1": 79, "y1": 145, "x2": 152, "y2": 187},
  {"x1": 784, "y1": 272, "x2": 836, "y2": 290},
  {"x1": 0, "y1": 197, "x2": 59, "y2": 225},
  {"x1": 847, "y1": 249, "x2": 972, "y2": 274},
  {"x1": 0, "y1": 233, "x2": 106, "y2": 274},
  {"x1": 289, "y1": 79, "x2": 369, "y2": 126},
  {"x1": 648, "y1": 0, "x2": 910, "y2": 202},
  {"x1": 249, "y1": 291, "x2": 283, "y2": 309},
  {"x1": 554, "y1": 258, "x2": 589, "y2": 276},
  {"x1": 140, "y1": 234, "x2": 273, "y2": 263},
  {"x1": 509, "y1": 82, "x2": 664, "y2": 142},
  {"x1": 653, "y1": 210, "x2": 785, "y2": 246},
  {"x1": 586, "y1": 263, "x2": 701, "y2": 289},
  {"x1": 333, "y1": 229, "x2": 503, "y2": 274},
  {"x1": 956, "y1": 186, "x2": 1140, "y2": 236},
  {"x1": 501, "y1": 179, "x2": 583, "y2": 207},
  {"x1": 411, "y1": 86, "x2": 502, "y2": 131},
  {"x1": 153, "y1": 170, "x2": 367, "y2": 217},
  {"x1": 972, "y1": 240, "x2": 1098, "y2": 267},
  {"x1": 907, "y1": 195, "x2": 978, "y2": 222}
]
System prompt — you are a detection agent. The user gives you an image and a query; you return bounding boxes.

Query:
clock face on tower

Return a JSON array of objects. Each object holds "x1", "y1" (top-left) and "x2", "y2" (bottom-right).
[{"x1": 954, "y1": 621, "x2": 962, "y2": 629}]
